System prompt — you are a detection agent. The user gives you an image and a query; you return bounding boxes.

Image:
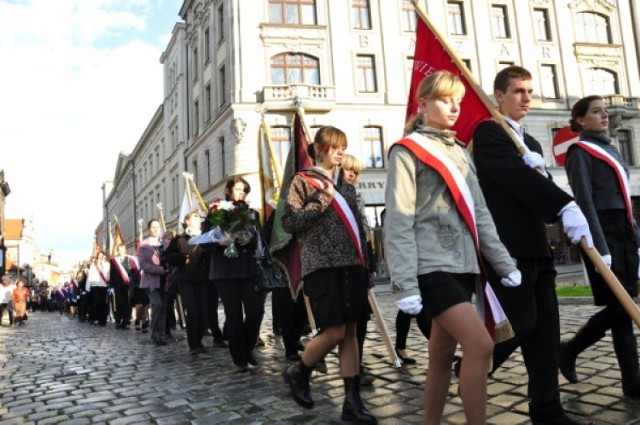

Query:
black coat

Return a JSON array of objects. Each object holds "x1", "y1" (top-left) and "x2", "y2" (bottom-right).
[{"x1": 472, "y1": 120, "x2": 573, "y2": 258}]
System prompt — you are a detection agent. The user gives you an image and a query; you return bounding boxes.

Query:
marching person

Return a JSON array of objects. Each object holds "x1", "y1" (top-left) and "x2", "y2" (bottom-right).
[
  {"x1": 385, "y1": 71, "x2": 520, "y2": 425},
  {"x1": 12, "y1": 280, "x2": 30, "y2": 326},
  {"x1": 210, "y1": 177, "x2": 265, "y2": 372},
  {"x1": 164, "y1": 212, "x2": 210, "y2": 355},
  {"x1": 560, "y1": 95, "x2": 640, "y2": 398},
  {"x1": 110, "y1": 243, "x2": 133, "y2": 330},
  {"x1": 0, "y1": 277, "x2": 15, "y2": 326},
  {"x1": 86, "y1": 252, "x2": 110, "y2": 326},
  {"x1": 282, "y1": 126, "x2": 376, "y2": 424},
  {"x1": 472, "y1": 65, "x2": 593, "y2": 425},
  {"x1": 138, "y1": 218, "x2": 168, "y2": 346}
]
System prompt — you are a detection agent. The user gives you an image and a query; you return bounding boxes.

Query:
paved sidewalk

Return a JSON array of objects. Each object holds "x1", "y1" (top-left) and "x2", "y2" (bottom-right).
[{"x1": 1, "y1": 288, "x2": 639, "y2": 424}]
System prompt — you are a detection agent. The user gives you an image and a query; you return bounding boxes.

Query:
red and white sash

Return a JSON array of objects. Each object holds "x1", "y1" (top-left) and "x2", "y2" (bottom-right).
[
  {"x1": 297, "y1": 172, "x2": 366, "y2": 267},
  {"x1": 111, "y1": 256, "x2": 130, "y2": 285},
  {"x1": 129, "y1": 256, "x2": 142, "y2": 281},
  {"x1": 573, "y1": 141, "x2": 634, "y2": 227},
  {"x1": 94, "y1": 260, "x2": 110, "y2": 286},
  {"x1": 393, "y1": 133, "x2": 511, "y2": 342}
]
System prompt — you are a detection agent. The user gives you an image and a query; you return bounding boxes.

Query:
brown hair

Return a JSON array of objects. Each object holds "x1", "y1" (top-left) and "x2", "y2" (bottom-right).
[
  {"x1": 224, "y1": 176, "x2": 251, "y2": 201},
  {"x1": 404, "y1": 70, "x2": 465, "y2": 135},
  {"x1": 308, "y1": 126, "x2": 348, "y2": 164},
  {"x1": 569, "y1": 95, "x2": 604, "y2": 132},
  {"x1": 493, "y1": 65, "x2": 532, "y2": 93}
]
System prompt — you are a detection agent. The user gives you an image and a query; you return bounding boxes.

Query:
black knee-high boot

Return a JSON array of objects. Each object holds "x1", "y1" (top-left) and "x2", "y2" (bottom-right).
[
  {"x1": 612, "y1": 332, "x2": 640, "y2": 396},
  {"x1": 341, "y1": 376, "x2": 377, "y2": 424},
  {"x1": 284, "y1": 362, "x2": 314, "y2": 409},
  {"x1": 560, "y1": 321, "x2": 606, "y2": 383}
]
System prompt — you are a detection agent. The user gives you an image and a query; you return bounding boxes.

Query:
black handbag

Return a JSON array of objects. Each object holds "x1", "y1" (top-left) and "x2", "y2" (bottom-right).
[{"x1": 254, "y1": 228, "x2": 288, "y2": 293}]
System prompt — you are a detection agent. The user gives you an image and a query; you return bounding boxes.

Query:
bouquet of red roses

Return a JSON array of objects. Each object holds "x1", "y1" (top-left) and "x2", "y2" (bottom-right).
[{"x1": 191, "y1": 198, "x2": 258, "y2": 257}]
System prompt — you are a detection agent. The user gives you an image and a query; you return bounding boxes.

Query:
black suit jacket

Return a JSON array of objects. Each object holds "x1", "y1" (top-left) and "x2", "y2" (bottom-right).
[{"x1": 472, "y1": 120, "x2": 573, "y2": 258}]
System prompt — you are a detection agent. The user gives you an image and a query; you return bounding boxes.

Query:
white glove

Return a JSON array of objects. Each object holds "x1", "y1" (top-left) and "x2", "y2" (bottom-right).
[
  {"x1": 522, "y1": 151, "x2": 548, "y2": 177},
  {"x1": 500, "y1": 270, "x2": 522, "y2": 287},
  {"x1": 560, "y1": 202, "x2": 593, "y2": 248},
  {"x1": 395, "y1": 295, "x2": 423, "y2": 315}
]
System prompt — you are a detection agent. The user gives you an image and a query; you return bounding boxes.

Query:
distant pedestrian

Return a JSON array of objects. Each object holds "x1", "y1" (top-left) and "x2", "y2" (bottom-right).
[
  {"x1": 86, "y1": 252, "x2": 110, "y2": 326},
  {"x1": 12, "y1": 281, "x2": 30, "y2": 326},
  {"x1": 138, "y1": 219, "x2": 168, "y2": 346},
  {"x1": 109, "y1": 243, "x2": 133, "y2": 330},
  {"x1": 0, "y1": 277, "x2": 15, "y2": 326}
]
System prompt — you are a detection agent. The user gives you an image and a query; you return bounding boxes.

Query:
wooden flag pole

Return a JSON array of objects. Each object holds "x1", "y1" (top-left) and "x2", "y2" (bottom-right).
[
  {"x1": 303, "y1": 294, "x2": 318, "y2": 336},
  {"x1": 368, "y1": 289, "x2": 402, "y2": 368},
  {"x1": 580, "y1": 239, "x2": 640, "y2": 329}
]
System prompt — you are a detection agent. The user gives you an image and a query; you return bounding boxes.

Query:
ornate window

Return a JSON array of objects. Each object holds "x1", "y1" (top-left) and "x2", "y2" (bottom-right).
[
  {"x1": 583, "y1": 68, "x2": 617, "y2": 95},
  {"x1": 447, "y1": 1, "x2": 466, "y2": 35},
  {"x1": 269, "y1": 0, "x2": 316, "y2": 25},
  {"x1": 618, "y1": 129, "x2": 634, "y2": 166},
  {"x1": 356, "y1": 55, "x2": 377, "y2": 93},
  {"x1": 271, "y1": 53, "x2": 320, "y2": 85},
  {"x1": 362, "y1": 126, "x2": 384, "y2": 169},
  {"x1": 575, "y1": 12, "x2": 610, "y2": 44},
  {"x1": 352, "y1": 0, "x2": 371, "y2": 30},
  {"x1": 533, "y1": 8, "x2": 551, "y2": 41},
  {"x1": 400, "y1": 0, "x2": 416, "y2": 32},
  {"x1": 491, "y1": 5, "x2": 510, "y2": 39}
]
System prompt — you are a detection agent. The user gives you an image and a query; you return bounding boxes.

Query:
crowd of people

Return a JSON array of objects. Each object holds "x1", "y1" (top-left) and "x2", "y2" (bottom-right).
[{"x1": 2, "y1": 65, "x2": 639, "y2": 425}]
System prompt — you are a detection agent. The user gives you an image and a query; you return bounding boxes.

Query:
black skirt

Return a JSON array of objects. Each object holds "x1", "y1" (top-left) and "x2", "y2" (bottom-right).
[
  {"x1": 302, "y1": 266, "x2": 370, "y2": 331},
  {"x1": 418, "y1": 272, "x2": 476, "y2": 317}
]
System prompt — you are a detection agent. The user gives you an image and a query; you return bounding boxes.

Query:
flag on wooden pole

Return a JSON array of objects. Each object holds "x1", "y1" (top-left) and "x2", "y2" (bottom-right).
[
  {"x1": 257, "y1": 115, "x2": 283, "y2": 224},
  {"x1": 269, "y1": 109, "x2": 313, "y2": 299},
  {"x1": 408, "y1": 2, "x2": 495, "y2": 144}
]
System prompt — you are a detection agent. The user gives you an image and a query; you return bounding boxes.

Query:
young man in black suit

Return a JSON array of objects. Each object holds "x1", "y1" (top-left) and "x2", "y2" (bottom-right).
[{"x1": 472, "y1": 65, "x2": 593, "y2": 425}]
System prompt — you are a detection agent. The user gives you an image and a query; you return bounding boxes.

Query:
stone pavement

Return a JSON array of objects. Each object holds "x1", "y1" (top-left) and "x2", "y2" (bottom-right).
[{"x1": 1, "y1": 286, "x2": 640, "y2": 425}]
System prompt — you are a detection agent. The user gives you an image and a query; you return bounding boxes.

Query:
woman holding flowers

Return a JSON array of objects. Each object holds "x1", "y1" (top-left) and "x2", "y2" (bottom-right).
[
  {"x1": 209, "y1": 176, "x2": 265, "y2": 373},
  {"x1": 282, "y1": 126, "x2": 376, "y2": 424}
]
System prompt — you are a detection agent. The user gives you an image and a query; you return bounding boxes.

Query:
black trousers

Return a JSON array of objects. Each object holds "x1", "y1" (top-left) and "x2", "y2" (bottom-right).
[
  {"x1": 395, "y1": 309, "x2": 432, "y2": 349},
  {"x1": 215, "y1": 278, "x2": 265, "y2": 366},
  {"x1": 113, "y1": 283, "x2": 131, "y2": 326},
  {"x1": 489, "y1": 257, "x2": 563, "y2": 420},
  {"x1": 178, "y1": 279, "x2": 209, "y2": 350},
  {"x1": 206, "y1": 281, "x2": 224, "y2": 341},
  {"x1": 90, "y1": 287, "x2": 109, "y2": 325},
  {"x1": 271, "y1": 286, "x2": 307, "y2": 356}
]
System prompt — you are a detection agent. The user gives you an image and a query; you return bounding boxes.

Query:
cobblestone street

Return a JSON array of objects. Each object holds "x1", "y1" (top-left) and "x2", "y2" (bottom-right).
[{"x1": 1, "y1": 286, "x2": 640, "y2": 424}]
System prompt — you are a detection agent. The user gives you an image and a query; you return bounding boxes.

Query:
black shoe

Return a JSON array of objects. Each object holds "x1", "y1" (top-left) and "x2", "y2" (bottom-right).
[
  {"x1": 155, "y1": 339, "x2": 167, "y2": 346},
  {"x1": 559, "y1": 342, "x2": 578, "y2": 384},
  {"x1": 284, "y1": 363, "x2": 314, "y2": 409},
  {"x1": 286, "y1": 352, "x2": 301, "y2": 362},
  {"x1": 396, "y1": 348, "x2": 417, "y2": 365},
  {"x1": 236, "y1": 364, "x2": 249, "y2": 373},
  {"x1": 314, "y1": 360, "x2": 328, "y2": 374},
  {"x1": 189, "y1": 348, "x2": 200, "y2": 355},
  {"x1": 213, "y1": 339, "x2": 227, "y2": 348},
  {"x1": 248, "y1": 354, "x2": 259, "y2": 366},
  {"x1": 359, "y1": 366, "x2": 375, "y2": 387},
  {"x1": 274, "y1": 326, "x2": 282, "y2": 336},
  {"x1": 341, "y1": 376, "x2": 377, "y2": 424}
]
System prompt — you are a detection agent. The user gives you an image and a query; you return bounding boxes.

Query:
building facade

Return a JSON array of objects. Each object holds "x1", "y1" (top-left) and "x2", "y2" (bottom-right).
[{"x1": 103, "y1": 0, "x2": 640, "y2": 268}]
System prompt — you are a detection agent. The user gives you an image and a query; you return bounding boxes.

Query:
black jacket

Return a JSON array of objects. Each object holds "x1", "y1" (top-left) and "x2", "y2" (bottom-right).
[{"x1": 472, "y1": 120, "x2": 573, "y2": 258}]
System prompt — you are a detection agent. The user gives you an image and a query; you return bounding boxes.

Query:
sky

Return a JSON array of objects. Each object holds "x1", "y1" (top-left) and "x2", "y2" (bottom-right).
[{"x1": 0, "y1": 0, "x2": 183, "y2": 269}]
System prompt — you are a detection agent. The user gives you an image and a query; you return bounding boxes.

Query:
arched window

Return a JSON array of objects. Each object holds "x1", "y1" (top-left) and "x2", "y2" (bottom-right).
[
  {"x1": 271, "y1": 53, "x2": 320, "y2": 85},
  {"x1": 269, "y1": 0, "x2": 316, "y2": 25},
  {"x1": 575, "y1": 12, "x2": 610, "y2": 44},
  {"x1": 583, "y1": 68, "x2": 618, "y2": 95}
]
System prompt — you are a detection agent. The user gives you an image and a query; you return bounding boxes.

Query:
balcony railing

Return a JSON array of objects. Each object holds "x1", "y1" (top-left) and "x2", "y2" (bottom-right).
[
  {"x1": 260, "y1": 84, "x2": 335, "y2": 111},
  {"x1": 603, "y1": 95, "x2": 640, "y2": 119}
]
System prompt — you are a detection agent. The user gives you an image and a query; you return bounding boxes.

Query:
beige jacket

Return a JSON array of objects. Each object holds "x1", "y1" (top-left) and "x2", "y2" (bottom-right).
[{"x1": 384, "y1": 128, "x2": 516, "y2": 301}]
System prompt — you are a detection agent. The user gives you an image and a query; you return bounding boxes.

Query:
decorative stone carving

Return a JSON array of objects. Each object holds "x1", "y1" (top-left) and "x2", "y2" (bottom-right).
[
  {"x1": 568, "y1": 0, "x2": 615, "y2": 12},
  {"x1": 231, "y1": 118, "x2": 246, "y2": 142}
]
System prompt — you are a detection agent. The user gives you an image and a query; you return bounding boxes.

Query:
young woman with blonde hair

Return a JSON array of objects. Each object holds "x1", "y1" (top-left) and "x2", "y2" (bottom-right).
[{"x1": 385, "y1": 71, "x2": 520, "y2": 424}]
